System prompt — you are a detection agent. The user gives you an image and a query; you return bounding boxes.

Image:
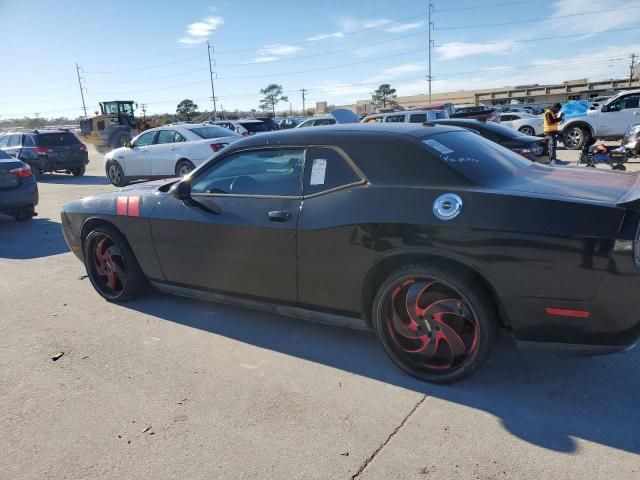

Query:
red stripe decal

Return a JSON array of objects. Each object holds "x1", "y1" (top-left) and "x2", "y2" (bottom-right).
[
  {"x1": 545, "y1": 308, "x2": 591, "y2": 318},
  {"x1": 128, "y1": 196, "x2": 140, "y2": 217},
  {"x1": 116, "y1": 196, "x2": 128, "y2": 216}
]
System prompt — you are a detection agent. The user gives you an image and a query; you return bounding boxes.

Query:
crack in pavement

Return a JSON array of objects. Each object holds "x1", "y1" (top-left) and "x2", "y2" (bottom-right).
[{"x1": 351, "y1": 395, "x2": 428, "y2": 479}]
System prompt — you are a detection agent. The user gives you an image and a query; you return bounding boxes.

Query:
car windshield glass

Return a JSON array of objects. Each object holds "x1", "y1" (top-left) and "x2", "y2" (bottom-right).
[
  {"x1": 37, "y1": 132, "x2": 80, "y2": 146},
  {"x1": 188, "y1": 126, "x2": 239, "y2": 138},
  {"x1": 240, "y1": 122, "x2": 268, "y2": 133},
  {"x1": 422, "y1": 131, "x2": 531, "y2": 185},
  {"x1": 479, "y1": 122, "x2": 526, "y2": 139}
]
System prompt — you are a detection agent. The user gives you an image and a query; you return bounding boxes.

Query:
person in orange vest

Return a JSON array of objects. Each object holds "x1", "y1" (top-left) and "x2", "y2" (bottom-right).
[{"x1": 544, "y1": 103, "x2": 565, "y2": 164}]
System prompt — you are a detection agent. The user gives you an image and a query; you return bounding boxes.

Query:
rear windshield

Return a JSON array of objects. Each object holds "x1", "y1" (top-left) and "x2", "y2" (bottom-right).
[
  {"x1": 482, "y1": 122, "x2": 527, "y2": 139},
  {"x1": 240, "y1": 122, "x2": 268, "y2": 133},
  {"x1": 0, "y1": 150, "x2": 11, "y2": 159},
  {"x1": 36, "y1": 132, "x2": 80, "y2": 146},
  {"x1": 422, "y1": 131, "x2": 531, "y2": 185},
  {"x1": 188, "y1": 126, "x2": 240, "y2": 139}
]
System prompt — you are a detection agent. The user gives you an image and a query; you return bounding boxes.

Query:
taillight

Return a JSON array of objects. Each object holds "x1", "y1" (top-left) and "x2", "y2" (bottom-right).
[
  {"x1": 34, "y1": 146, "x2": 51, "y2": 155},
  {"x1": 210, "y1": 143, "x2": 227, "y2": 152},
  {"x1": 79, "y1": 143, "x2": 87, "y2": 151},
  {"x1": 9, "y1": 163, "x2": 32, "y2": 178}
]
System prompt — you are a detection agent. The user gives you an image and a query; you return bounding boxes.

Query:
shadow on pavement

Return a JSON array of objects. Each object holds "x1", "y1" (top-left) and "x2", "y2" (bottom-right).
[
  {"x1": 38, "y1": 173, "x2": 109, "y2": 186},
  {"x1": 0, "y1": 215, "x2": 69, "y2": 259},
  {"x1": 124, "y1": 292, "x2": 640, "y2": 456}
]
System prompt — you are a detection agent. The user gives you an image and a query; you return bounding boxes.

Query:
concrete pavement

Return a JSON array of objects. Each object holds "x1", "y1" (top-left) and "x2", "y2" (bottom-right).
[{"x1": 0, "y1": 144, "x2": 638, "y2": 479}]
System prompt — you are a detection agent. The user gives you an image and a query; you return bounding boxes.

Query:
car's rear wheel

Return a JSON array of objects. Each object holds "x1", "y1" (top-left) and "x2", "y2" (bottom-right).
[
  {"x1": 106, "y1": 161, "x2": 128, "y2": 187},
  {"x1": 71, "y1": 166, "x2": 86, "y2": 176},
  {"x1": 372, "y1": 264, "x2": 497, "y2": 383},
  {"x1": 518, "y1": 126, "x2": 535, "y2": 136},
  {"x1": 175, "y1": 159, "x2": 195, "y2": 177},
  {"x1": 563, "y1": 126, "x2": 590, "y2": 150},
  {"x1": 83, "y1": 225, "x2": 146, "y2": 302},
  {"x1": 14, "y1": 206, "x2": 35, "y2": 221}
]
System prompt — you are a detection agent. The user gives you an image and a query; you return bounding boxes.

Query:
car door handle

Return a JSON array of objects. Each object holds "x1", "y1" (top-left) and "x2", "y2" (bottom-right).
[
  {"x1": 170, "y1": 147, "x2": 177, "y2": 151},
  {"x1": 268, "y1": 210, "x2": 291, "y2": 222}
]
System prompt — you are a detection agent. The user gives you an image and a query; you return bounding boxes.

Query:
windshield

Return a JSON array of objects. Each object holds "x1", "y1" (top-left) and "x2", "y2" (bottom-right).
[
  {"x1": 422, "y1": 131, "x2": 531, "y2": 185},
  {"x1": 36, "y1": 132, "x2": 80, "y2": 146},
  {"x1": 188, "y1": 126, "x2": 240, "y2": 139},
  {"x1": 483, "y1": 122, "x2": 527, "y2": 138}
]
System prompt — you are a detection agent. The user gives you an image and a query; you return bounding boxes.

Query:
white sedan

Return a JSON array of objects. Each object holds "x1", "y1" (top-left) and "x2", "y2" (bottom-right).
[
  {"x1": 492, "y1": 112, "x2": 544, "y2": 136},
  {"x1": 104, "y1": 124, "x2": 240, "y2": 187}
]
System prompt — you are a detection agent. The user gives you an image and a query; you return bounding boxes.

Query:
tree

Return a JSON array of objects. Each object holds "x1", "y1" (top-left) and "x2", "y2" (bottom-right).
[
  {"x1": 176, "y1": 99, "x2": 199, "y2": 121},
  {"x1": 372, "y1": 84, "x2": 398, "y2": 110},
  {"x1": 259, "y1": 84, "x2": 288, "y2": 117}
]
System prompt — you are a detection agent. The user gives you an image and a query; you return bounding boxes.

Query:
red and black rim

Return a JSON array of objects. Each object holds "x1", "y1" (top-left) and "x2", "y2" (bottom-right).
[
  {"x1": 88, "y1": 233, "x2": 127, "y2": 298},
  {"x1": 380, "y1": 277, "x2": 480, "y2": 374}
]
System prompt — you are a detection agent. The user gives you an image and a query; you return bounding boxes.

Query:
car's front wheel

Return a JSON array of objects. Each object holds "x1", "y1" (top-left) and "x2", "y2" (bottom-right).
[
  {"x1": 518, "y1": 126, "x2": 535, "y2": 136},
  {"x1": 372, "y1": 264, "x2": 497, "y2": 383},
  {"x1": 106, "y1": 161, "x2": 128, "y2": 187},
  {"x1": 83, "y1": 224, "x2": 147, "y2": 302}
]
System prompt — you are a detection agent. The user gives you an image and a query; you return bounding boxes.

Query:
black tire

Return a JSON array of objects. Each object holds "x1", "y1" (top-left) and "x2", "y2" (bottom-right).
[
  {"x1": 83, "y1": 224, "x2": 147, "y2": 302},
  {"x1": 111, "y1": 131, "x2": 132, "y2": 149},
  {"x1": 175, "y1": 159, "x2": 195, "y2": 177},
  {"x1": 372, "y1": 263, "x2": 498, "y2": 383},
  {"x1": 176, "y1": 159, "x2": 196, "y2": 177},
  {"x1": 106, "y1": 161, "x2": 128, "y2": 187},
  {"x1": 612, "y1": 164, "x2": 626, "y2": 171},
  {"x1": 14, "y1": 206, "x2": 35, "y2": 221},
  {"x1": 71, "y1": 165, "x2": 86, "y2": 176},
  {"x1": 563, "y1": 126, "x2": 590, "y2": 150},
  {"x1": 518, "y1": 126, "x2": 535, "y2": 136}
]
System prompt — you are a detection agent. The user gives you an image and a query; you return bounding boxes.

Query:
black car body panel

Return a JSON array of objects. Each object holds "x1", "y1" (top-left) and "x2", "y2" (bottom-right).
[
  {"x1": 61, "y1": 124, "x2": 640, "y2": 351},
  {"x1": 0, "y1": 154, "x2": 39, "y2": 215}
]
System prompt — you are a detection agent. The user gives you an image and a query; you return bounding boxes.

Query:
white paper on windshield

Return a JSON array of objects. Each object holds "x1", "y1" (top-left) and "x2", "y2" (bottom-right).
[
  {"x1": 423, "y1": 139, "x2": 454, "y2": 155},
  {"x1": 310, "y1": 158, "x2": 327, "y2": 185}
]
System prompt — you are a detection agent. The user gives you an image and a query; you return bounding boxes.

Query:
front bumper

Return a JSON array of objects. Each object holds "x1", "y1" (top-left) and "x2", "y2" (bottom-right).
[{"x1": 0, "y1": 178, "x2": 39, "y2": 214}]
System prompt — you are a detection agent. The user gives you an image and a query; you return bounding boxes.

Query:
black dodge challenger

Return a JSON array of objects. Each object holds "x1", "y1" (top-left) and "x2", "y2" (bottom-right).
[{"x1": 61, "y1": 124, "x2": 640, "y2": 383}]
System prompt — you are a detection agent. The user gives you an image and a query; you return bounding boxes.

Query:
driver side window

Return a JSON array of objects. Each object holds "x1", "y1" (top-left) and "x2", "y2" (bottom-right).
[
  {"x1": 191, "y1": 148, "x2": 304, "y2": 196},
  {"x1": 134, "y1": 131, "x2": 156, "y2": 147}
]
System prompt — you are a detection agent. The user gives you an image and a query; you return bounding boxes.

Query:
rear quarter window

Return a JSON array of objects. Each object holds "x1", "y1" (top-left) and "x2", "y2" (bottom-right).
[{"x1": 188, "y1": 126, "x2": 239, "y2": 138}]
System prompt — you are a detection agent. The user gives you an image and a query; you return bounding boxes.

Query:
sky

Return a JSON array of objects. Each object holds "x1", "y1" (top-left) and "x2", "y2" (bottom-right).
[{"x1": 2, "y1": 0, "x2": 640, "y2": 119}]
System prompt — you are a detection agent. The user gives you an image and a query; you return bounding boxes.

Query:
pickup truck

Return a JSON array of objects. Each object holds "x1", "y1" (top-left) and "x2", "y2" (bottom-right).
[{"x1": 561, "y1": 89, "x2": 640, "y2": 149}]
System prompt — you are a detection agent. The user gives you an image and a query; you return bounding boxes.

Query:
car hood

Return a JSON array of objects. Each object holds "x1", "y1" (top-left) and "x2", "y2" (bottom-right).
[{"x1": 501, "y1": 165, "x2": 637, "y2": 206}]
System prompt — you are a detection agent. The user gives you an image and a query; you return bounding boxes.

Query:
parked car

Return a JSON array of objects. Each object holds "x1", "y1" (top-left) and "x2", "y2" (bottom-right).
[
  {"x1": 255, "y1": 117, "x2": 280, "y2": 131},
  {"x1": 296, "y1": 116, "x2": 337, "y2": 128},
  {"x1": 488, "y1": 112, "x2": 544, "y2": 136},
  {"x1": 561, "y1": 89, "x2": 640, "y2": 149},
  {"x1": 0, "y1": 150, "x2": 38, "y2": 221},
  {"x1": 61, "y1": 123, "x2": 640, "y2": 383},
  {"x1": 210, "y1": 120, "x2": 268, "y2": 136},
  {"x1": 279, "y1": 118, "x2": 302, "y2": 129},
  {"x1": 103, "y1": 124, "x2": 240, "y2": 187},
  {"x1": 0, "y1": 129, "x2": 88, "y2": 178},
  {"x1": 434, "y1": 118, "x2": 548, "y2": 162},
  {"x1": 361, "y1": 109, "x2": 448, "y2": 124}
]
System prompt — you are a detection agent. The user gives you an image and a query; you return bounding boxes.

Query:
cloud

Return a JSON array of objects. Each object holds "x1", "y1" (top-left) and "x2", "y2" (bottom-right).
[
  {"x1": 436, "y1": 42, "x2": 520, "y2": 60},
  {"x1": 385, "y1": 21, "x2": 424, "y2": 33},
  {"x1": 366, "y1": 63, "x2": 425, "y2": 83},
  {"x1": 548, "y1": 0, "x2": 640, "y2": 34},
  {"x1": 259, "y1": 43, "x2": 302, "y2": 56},
  {"x1": 306, "y1": 32, "x2": 344, "y2": 41},
  {"x1": 178, "y1": 15, "x2": 223, "y2": 45},
  {"x1": 254, "y1": 56, "x2": 276, "y2": 63}
]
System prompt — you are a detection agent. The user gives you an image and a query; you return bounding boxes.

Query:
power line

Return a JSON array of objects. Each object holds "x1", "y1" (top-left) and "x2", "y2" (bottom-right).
[
  {"x1": 436, "y1": 4, "x2": 640, "y2": 30},
  {"x1": 86, "y1": 53, "x2": 208, "y2": 75},
  {"x1": 435, "y1": 0, "x2": 543, "y2": 12}
]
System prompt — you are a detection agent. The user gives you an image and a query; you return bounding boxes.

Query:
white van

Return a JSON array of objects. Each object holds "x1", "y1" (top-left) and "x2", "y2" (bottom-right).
[{"x1": 361, "y1": 109, "x2": 449, "y2": 124}]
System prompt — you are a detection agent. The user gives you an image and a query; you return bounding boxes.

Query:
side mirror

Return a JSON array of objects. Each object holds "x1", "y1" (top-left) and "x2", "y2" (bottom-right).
[
  {"x1": 124, "y1": 139, "x2": 132, "y2": 148},
  {"x1": 170, "y1": 180, "x2": 191, "y2": 201}
]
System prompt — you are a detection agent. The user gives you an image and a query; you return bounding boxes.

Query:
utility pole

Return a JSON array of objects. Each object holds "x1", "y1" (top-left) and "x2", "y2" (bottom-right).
[
  {"x1": 289, "y1": 102, "x2": 292, "y2": 116},
  {"x1": 140, "y1": 103, "x2": 147, "y2": 122},
  {"x1": 207, "y1": 41, "x2": 218, "y2": 121},
  {"x1": 428, "y1": 1, "x2": 434, "y2": 104},
  {"x1": 300, "y1": 89, "x2": 307, "y2": 116},
  {"x1": 630, "y1": 54, "x2": 636, "y2": 86},
  {"x1": 75, "y1": 63, "x2": 87, "y2": 117}
]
